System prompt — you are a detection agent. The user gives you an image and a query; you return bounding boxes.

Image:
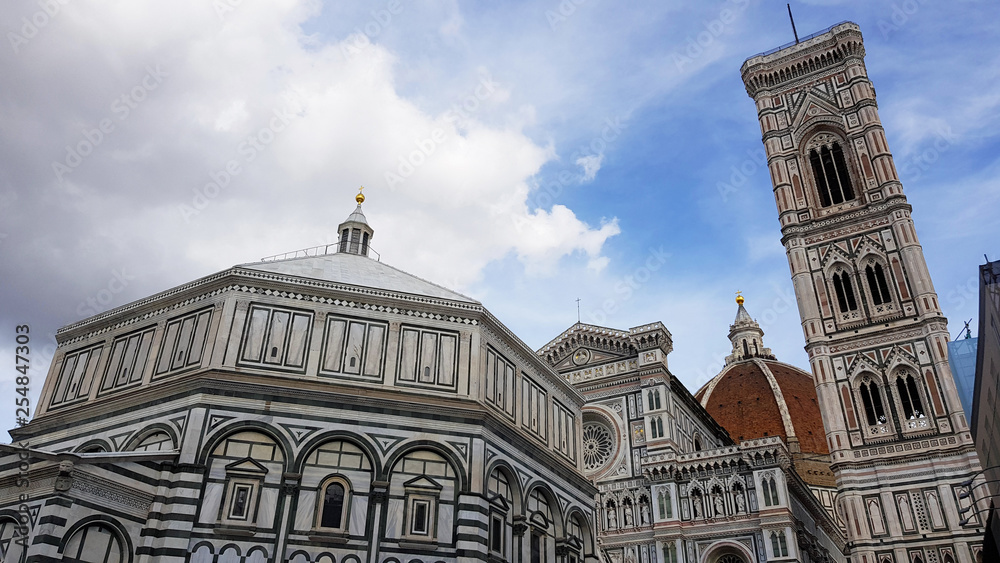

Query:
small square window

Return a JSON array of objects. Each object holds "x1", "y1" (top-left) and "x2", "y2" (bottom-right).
[{"x1": 229, "y1": 483, "x2": 253, "y2": 520}]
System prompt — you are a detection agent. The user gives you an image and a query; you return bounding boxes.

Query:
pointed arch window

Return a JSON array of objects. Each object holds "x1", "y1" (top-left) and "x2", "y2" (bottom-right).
[
  {"x1": 770, "y1": 531, "x2": 789, "y2": 557},
  {"x1": 647, "y1": 390, "x2": 663, "y2": 411},
  {"x1": 662, "y1": 542, "x2": 678, "y2": 563},
  {"x1": 761, "y1": 476, "x2": 780, "y2": 507},
  {"x1": 649, "y1": 416, "x2": 664, "y2": 439},
  {"x1": 832, "y1": 272, "x2": 858, "y2": 313},
  {"x1": 656, "y1": 486, "x2": 673, "y2": 519},
  {"x1": 809, "y1": 141, "x2": 855, "y2": 207},
  {"x1": 866, "y1": 264, "x2": 893, "y2": 305},
  {"x1": 859, "y1": 379, "x2": 887, "y2": 426},
  {"x1": 742, "y1": 339, "x2": 750, "y2": 357},
  {"x1": 896, "y1": 373, "x2": 925, "y2": 419}
]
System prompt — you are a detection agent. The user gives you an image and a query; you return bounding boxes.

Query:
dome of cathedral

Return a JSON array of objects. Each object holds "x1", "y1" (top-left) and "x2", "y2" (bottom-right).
[
  {"x1": 696, "y1": 357, "x2": 828, "y2": 457},
  {"x1": 695, "y1": 296, "x2": 835, "y2": 489}
]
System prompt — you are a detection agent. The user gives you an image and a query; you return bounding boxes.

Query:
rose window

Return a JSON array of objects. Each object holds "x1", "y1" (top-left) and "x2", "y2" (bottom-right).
[{"x1": 582, "y1": 422, "x2": 614, "y2": 472}]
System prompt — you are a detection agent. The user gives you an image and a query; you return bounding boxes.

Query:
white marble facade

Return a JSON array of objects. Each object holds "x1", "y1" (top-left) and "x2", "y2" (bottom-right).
[
  {"x1": 541, "y1": 323, "x2": 844, "y2": 563},
  {"x1": 0, "y1": 204, "x2": 599, "y2": 563}
]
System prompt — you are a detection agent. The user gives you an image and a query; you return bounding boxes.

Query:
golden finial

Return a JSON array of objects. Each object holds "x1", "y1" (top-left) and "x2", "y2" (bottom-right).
[
  {"x1": 356, "y1": 186, "x2": 365, "y2": 205},
  {"x1": 736, "y1": 291, "x2": 744, "y2": 306}
]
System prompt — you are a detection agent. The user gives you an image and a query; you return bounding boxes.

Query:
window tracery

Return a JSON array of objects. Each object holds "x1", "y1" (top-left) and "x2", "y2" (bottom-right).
[
  {"x1": 582, "y1": 422, "x2": 614, "y2": 472},
  {"x1": 806, "y1": 135, "x2": 856, "y2": 207}
]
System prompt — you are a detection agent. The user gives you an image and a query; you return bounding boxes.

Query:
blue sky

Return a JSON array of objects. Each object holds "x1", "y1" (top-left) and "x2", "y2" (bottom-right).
[{"x1": 0, "y1": 0, "x2": 998, "y2": 434}]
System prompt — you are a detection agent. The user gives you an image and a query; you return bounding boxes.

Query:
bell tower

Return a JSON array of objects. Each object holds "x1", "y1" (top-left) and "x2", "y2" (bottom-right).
[{"x1": 741, "y1": 23, "x2": 984, "y2": 561}]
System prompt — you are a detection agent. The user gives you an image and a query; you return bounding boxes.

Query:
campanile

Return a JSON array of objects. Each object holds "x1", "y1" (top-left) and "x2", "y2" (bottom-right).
[{"x1": 741, "y1": 22, "x2": 984, "y2": 562}]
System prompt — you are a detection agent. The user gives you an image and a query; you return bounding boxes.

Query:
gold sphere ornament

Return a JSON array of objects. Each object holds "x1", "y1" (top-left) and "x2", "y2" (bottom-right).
[
  {"x1": 736, "y1": 291, "x2": 744, "y2": 306},
  {"x1": 356, "y1": 186, "x2": 365, "y2": 204}
]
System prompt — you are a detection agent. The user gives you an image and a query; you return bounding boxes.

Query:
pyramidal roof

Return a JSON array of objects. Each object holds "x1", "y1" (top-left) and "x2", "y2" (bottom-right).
[
  {"x1": 240, "y1": 188, "x2": 477, "y2": 304},
  {"x1": 240, "y1": 252, "x2": 478, "y2": 304},
  {"x1": 342, "y1": 203, "x2": 369, "y2": 226},
  {"x1": 734, "y1": 303, "x2": 754, "y2": 324}
]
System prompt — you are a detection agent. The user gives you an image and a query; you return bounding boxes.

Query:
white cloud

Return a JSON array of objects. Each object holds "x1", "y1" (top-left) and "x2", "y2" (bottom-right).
[
  {"x1": 0, "y1": 0, "x2": 618, "y2": 301},
  {"x1": 576, "y1": 153, "x2": 604, "y2": 182}
]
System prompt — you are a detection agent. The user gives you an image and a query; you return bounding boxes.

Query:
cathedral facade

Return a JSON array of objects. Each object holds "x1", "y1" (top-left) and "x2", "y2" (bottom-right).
[{"x1": 540, "y1": 310, "x2": 844, "y2": 563}]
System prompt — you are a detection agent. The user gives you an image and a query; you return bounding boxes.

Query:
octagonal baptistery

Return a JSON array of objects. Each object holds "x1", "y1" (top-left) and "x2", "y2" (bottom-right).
[
  {"x1": 696, "y1": 296, "x2": 839, "y2": 521},
  {"x1": 0, "y1": 194, "x2": 599, "y2": 563}
]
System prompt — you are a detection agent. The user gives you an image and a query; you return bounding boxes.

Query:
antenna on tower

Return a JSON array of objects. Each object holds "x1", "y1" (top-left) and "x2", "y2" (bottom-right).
[{"x1": 787, "y1": 4, "x2": 800, "y2": 44}]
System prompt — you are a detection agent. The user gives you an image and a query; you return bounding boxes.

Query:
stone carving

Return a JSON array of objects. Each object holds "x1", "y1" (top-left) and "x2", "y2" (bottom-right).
[{"x1": 74, "y1": 478, "x2": 152, "y2": 512}]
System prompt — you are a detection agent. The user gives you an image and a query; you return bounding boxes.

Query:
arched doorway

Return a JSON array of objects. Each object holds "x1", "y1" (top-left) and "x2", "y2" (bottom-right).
[{"x1": 702, "y1": 541, "x2": 753, "y2": 563}]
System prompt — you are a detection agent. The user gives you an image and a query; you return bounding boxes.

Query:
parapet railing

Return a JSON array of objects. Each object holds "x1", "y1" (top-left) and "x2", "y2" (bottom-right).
[{"x1": 260, "y1": 238, "x2": 380, "y2": 262}]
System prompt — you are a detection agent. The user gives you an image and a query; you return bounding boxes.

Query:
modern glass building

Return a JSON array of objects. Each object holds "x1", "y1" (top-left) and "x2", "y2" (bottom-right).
[{"x1": 949, "y1": 337, "x2": 979, "y2": 425}]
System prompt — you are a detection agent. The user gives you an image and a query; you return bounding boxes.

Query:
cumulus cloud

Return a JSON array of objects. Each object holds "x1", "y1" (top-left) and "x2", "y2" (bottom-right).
[{"x1": 0, "y1": 0, "x2": 619, "y2": 308}]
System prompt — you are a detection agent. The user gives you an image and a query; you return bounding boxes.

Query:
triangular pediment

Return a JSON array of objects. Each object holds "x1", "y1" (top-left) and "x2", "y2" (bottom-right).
[
  {"x1": 489, "y1": 494, "x2": 510, "y2": 511},
  {"x1": 404, "y1": 475, "x2": 442, "y2": 491},
  {"x1": 225, "y1": 457, "x2": 268, "y2": 474},
  {"x1": 552, "y1": 347, "x2": 631, "y2": 372},
  {"x1": 538, "y1": 322, "x2": 635, "y2": 371}
]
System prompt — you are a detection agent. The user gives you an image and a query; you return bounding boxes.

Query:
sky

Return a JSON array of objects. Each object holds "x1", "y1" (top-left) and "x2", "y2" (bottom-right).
[{"x1": 1, "y1": 0, "x2": 998, "y2": 436}]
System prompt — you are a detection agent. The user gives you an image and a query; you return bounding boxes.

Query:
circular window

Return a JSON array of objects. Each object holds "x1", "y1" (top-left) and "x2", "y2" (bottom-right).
[{"x1": 582, "y1": 422, "x2": 614, "y2": 472}]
